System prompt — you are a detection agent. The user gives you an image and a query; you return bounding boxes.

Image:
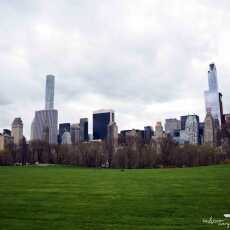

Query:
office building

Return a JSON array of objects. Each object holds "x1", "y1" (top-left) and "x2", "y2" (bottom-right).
[
  {"x1": 58, "y1": 123, "x2": 71, "y2": 144},
  {"x1": 155, "y1": 122, "x2": 164, "y2": 139},
  {"x1": 204, "y1": 63, "x2": 223, "y2": 125},
  {"x1": 12, "y1": 117, "x2": 23, "y2": 145},
  {"x1": 107, "y1": 121, "x2": 118, "y2": 150},
  {"x1": 144, "y1": 126, "x2": 154, "y2": 144},
  {"x1": 71, "y1": 124, "x2": 81, "y2": 144},
  {"x1": 0, "y1": 133, "x2": 13, "y2": 151},
  {"x1": 80, "y1": 118, "x2": 88, "y2": 142},
  {"x1": 204, "y1": 112, "x2": 216, "y2": 146},
  {"x1": 180, "y1": 116, "x2": 188, "y2": 131},
  {"x1": 31, "y1": 110, "x2": 58, "y2": 144},
  {"x1": 185, "y1": 115, "x2": 199, "y2": 145},
  {"x1": 62, "y1": 131, "x2": 72, "y2": 145},
  {"x1": 165, "y1": 118, "x2": 180, "y2": 136},
  {"x1": 3, "y1": 129, "x2": 11, "y2": 136},
  {"x1": 93, "y1": 109, "x2": 114, "y2": 140},
  {"x1": 31, "y1": 75, "x2": 58, "y2": 144}
]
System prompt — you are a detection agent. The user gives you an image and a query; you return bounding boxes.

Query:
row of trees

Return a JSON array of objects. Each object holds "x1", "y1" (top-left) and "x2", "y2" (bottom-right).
[{"x1": 0, "y1": 135, "x2": 229, "y2": 168}]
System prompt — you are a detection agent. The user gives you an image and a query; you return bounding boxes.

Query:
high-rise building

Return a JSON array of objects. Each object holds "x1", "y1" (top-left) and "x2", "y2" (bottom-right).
[
  {"x1": 155, "y1": 122, "x2": 164, "y2": 139},
  {"x1": 204, "y1": 112, "x2": 216, "y2": 146},
  {"x1": 107, "y1": 121, "x2": 118, "y2": 150},
  {"x1": 0, "y1": 132, "x2": 13, "y2": 151},
  {"x1": 3, "y1": 129, "x2": 11, "y2": 136},
  {"x1": 71, "y1": 124, "x2": 81, "y2": 144},
  {"x1": 31, "y1": 75, "x2": 58, "y2": 144},
  {"x1": 204, "y1": 63, "x2": 222, "y2": 125},
  {"x1": 208, "y1": 63, "x2": 218, "y2": 92},
  {"x1": 144, "y1": 126, "x2": 154, "y2": 144},
  {"x1": 12, "y1": 117, "x2": 23, "y2": 145},
  {"x1": 58, "y1": 123, "x2": 71, "y2": 144},
  {"x1": 180, "y1": 116, "x2": 188, "y2": 131},
  {"x1": 165, "y1": 118, "x2": 180, "y2": 136},
  {"x1": 80, "y1": 118, "x2": 88, "y2": 142},
  {"x1": 31, "y1": 110, "x2": 58, "y2": 144},
  {"x1": 61, "y1": 131, "x2": 72, "y2": 145},
  {"x1": 45, "y1": 75, "x2": 55, "y2": 110},
  {"x1": 93, "y1": 110, "x2": 115, "y2": 140},
  {"x1": 185, "y1": 115, "x2": 199, "y2": 145}
]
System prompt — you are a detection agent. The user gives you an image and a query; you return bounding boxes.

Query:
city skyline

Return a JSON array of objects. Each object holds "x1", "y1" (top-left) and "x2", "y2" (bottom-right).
[{"x1": 1, "y1": 1, "x2": 230, "y2": 138}]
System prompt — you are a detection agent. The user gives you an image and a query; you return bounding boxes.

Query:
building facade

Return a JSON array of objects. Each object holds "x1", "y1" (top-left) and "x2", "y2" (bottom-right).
[
  {"x1": 93, "y1": 110, "x2": 115, "y2": 140},
  {"x1": 45, "y1": 75, "x2": 55, "y2": 110},
  {"x1": 61, "y1": 131, "x2": 72, "y2": 145},
  {"x1": 12, "y1": 117, "x2": 23, "y2": 145},
  {"x1": 0, "y1": 133, "x2": 13, "y2": 151},
  {"x1": 185, "y1": 115, "x2": 199, "y2": 145},
  {"x1": 31, "y1": 110, "x2": 58, "y2": 144},
  {"x1": 80, "y1": 118, "x2": 88, "y2": 142},
  {"x1": 58, "y1": 123, "x2": 71, "y2": 144},
  {"x1": 165, "y1": 118, "x2": 180, "y2": 136},
  {"x1": 204, "y1": 63, "x2": 222, "y2": 125},
  {"x1": 155, "y1": 122, "x2": 164, "y2": 139},
  {"x1": 144, "y1": 126, "x2": 154, "y2": 144},
  {"x1": 71, "y1": 124, "x2": 81, "y2": 144},
  {"x1": 204, "y1": 112, "x2": 215, "y2": 146}
]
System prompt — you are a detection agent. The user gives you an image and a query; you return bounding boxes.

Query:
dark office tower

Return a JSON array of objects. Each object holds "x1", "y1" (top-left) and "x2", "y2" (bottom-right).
[
  {"x1": 180, "y1": 116, "x2": 188, "y2": 130},
  {"x1": 80, "y1": 118, "x2": 89, "y2": 142},
  {"x1": 144, "y1": 126, "x2": 154, "y2": 144},
  {"x1": 58, "y1": 123, "x2": 71, "y2": 144},
  {"x1": 93, "y1": 110, "x2": 115, "y2": 140},
  {"x1": 3, "y1": 129, "x2": 11, "y2": 136}
]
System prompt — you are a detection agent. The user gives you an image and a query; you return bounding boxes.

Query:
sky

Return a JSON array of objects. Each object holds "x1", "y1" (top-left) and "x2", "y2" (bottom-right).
[{"x1": 1, "y1": 0, "x2": 230, "y2": 138}]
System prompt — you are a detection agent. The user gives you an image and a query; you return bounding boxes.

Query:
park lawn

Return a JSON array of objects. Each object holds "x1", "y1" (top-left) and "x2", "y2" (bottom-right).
[{"x1": 0, "y1": 165, "x2": 229, "y2": 230}]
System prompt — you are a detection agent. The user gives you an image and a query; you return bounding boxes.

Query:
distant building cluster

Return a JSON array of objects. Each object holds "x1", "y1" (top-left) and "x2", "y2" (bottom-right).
[{"x1": 0, "y1": 63, "x2": 229, "y2": 151}]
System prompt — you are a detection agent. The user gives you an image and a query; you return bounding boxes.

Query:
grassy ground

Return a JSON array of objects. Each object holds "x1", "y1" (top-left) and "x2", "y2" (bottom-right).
[{"x1": 0, "y1": 165, "x2": 229, "y2": 230}]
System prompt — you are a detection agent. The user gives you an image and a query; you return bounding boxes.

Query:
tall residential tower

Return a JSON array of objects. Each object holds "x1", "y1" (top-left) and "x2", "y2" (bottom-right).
[{"x1": 45, "y1": 75, "x2": 55, "y2": 110}]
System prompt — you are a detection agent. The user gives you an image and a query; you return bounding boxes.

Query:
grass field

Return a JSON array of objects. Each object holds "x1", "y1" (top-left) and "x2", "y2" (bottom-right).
[{"x1": 0, "y1": 165, "x2": 229, "y2": 230}]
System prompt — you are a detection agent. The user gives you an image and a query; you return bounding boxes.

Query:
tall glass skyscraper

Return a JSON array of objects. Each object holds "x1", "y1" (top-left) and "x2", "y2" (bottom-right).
[
  {"x1": 204, "y1": 63, "x2": 222, "y2": 125},
  {"x1": 208, "y1": 63, "x2": 218, "y2": 92},
  {"x1": 45, "y1": 75, "x2": 55, "y2": 110},
  {"x1": 31, "y1": 75, "x2": 58, "y2": 144},
  {"x1": 93, "y1": 110, "x2": 115, "y2": 140}
]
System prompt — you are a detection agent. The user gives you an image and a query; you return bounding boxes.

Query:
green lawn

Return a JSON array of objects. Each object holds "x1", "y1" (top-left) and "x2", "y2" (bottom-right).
[{"x1": 0, "y1": 165, "x2": 229, "y2": 230}]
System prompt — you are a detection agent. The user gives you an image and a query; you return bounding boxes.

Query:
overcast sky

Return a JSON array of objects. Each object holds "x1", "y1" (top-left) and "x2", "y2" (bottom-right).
[{"x1": 1, "y1": 0, "x2": 230, "y2": 138}]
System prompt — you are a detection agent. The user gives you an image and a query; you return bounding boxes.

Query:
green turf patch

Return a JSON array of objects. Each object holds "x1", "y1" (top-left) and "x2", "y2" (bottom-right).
[{"x1": 0, "y1": 165, "x2": 229, "y2": 229}]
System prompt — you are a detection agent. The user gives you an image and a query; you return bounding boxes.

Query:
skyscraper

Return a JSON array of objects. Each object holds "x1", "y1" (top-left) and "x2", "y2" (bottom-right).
[
  {"x1": 93, "y1": 110, "x2": 115, "y2": 140},
  {"x1": 58, "y1": 123, "x2": 71, "y2": 144},
  {"x1": 155, "y1": 122, "x2": 164, "y2": 138},
  {"x1": 204, "y1": 63, "x2": 222, "y2": 125},
  {"x1": 165, "y1": 118, "x2": 180, "y2": 136},
  {"x1": 45, "y1": 75, "x2": 55, "y2": 110},
  {"x1": 185, "y1": 115, "x2": 199, "y2": 145},
  {"x1": 80, "y1": 118, "x2": 88, "y2": 142},
  {"x1": 208, "y1": 63, "x2": 218, "y2": 92},
  {"x1": 12, "y1": 117, "x2": 23, "y2": 145},
  {"x1": 31, "y1": 75, "x2": 58, "y2": 144},
  {"x1": 204, "y1": 112, "x2": 216, "y2": 146},
  {"x1": 144, "y1": 126, "x2": 154, "y2": 144},
  {"x1": 70, "y1": 124, "x2": 81, "y2": 144},
  {"x1": 31, "y1": 110, "x2": 58, "y2": 144}
]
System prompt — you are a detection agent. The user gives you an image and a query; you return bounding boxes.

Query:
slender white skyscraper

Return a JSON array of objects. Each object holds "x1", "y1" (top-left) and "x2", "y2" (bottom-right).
[
  {"x1": 45, "y1": 75, "x2": 55, "y2": 110},
  {"x1": 204, "y1": 63, "x2": 221, "y2": 125},
  {"x1": 208, "y1": 63, "x2": 218, "y2": 92}
]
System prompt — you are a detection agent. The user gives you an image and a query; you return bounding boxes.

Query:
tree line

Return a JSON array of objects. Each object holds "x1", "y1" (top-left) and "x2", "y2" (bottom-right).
[{"x1": 0, "y1": 131, "x2": 230, "y2": 168}]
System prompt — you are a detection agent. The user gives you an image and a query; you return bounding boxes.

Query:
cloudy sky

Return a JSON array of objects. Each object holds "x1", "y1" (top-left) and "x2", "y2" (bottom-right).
[{"x1": 1, "y1": 0, "x2": 230, "y2": 138}]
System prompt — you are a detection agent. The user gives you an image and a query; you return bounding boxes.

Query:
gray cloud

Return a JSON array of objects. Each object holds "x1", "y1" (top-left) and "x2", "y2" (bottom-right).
[{"x1": 0, "y1": 0, "x2": 230, "y2": 138}]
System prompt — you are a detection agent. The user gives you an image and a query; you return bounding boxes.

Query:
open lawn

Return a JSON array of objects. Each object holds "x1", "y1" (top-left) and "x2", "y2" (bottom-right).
[{"x1": 0, "y1": 165, "x2": 229, "y2": 229}]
